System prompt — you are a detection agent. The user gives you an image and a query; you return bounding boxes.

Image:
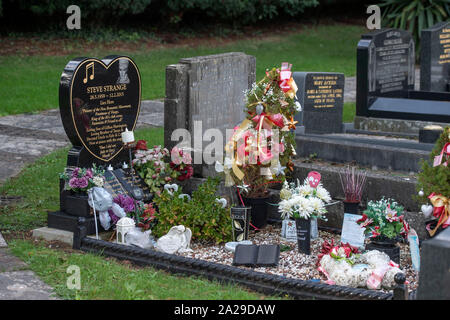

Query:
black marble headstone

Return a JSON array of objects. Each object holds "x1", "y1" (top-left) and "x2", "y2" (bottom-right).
[
  {"x1": 59, "y1": 55, "x2": 141, "y2": 168},
  {"x1": 356, "y1": 28, "x2": 450, "y2": 123},
  {"x1": 293, "y1": 72, "x2": 344, "y2": 134},
  {"x1": 420, "y1": 22, "x2": 450, "y2": 92}
]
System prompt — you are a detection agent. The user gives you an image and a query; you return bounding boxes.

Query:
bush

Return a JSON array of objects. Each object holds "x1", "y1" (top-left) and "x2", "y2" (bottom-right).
[
  {"x1": 165, "y1": 0, "x2": 319, "y2": 24},
  {"x1": 416, "y1": 127, "x2": 450, "y2": 203},
  {"x1": 152, "y1": 177, "x2": 232, "y2": 244},
  {"x1": 379, "y1": 0, "x2": 450, "y2": 48}
]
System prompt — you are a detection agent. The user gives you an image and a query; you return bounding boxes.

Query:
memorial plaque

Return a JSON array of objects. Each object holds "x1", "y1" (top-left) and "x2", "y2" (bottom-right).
[
  {"x1": 295, "y1": 218, "x2": 311, "y2": 255},
  {"x1": 112, "y1": 168, "x2": 152, "y2": 201},
  {"x1": 420, "y1": 22, "x2": 450, "y2": 92},
  {"x1": 341, "y1": 213, "x2": 365, "y2": 249},
  {"x1": 293, "y1": 72, "x2": 344, "y2": 134},
  {"x1": 59, "y1": 55, "x2": 141, "y2": 167}
]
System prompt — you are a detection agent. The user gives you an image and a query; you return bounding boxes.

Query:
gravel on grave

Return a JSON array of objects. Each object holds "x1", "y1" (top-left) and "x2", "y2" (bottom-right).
[{"x1": 176, "y1": 225, "x2": 419, "y2": 293}]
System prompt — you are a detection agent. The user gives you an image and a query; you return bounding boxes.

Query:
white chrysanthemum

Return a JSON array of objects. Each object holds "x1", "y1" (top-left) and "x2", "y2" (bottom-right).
[
  {"x1": 298, "y1": 184, "x2": 313, "y2": 197},
  {"x1": 309, "y1": 197, "x2": 325, "y2": 216},
  {"x1": 316, "y1": 185, "x2": 332, "y2": 203}
]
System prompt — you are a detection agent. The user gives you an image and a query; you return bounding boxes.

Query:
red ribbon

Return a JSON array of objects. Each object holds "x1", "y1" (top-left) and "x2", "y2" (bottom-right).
[
  {"x1": 433, "y1": 142, "x2": 450, "y2": 167},
  {"x1": 251, "y1": 113, "x2": 284, "y2": 130}
]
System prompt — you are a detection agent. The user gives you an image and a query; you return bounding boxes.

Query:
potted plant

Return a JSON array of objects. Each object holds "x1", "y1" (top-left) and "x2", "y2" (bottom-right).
[
  {"x1": 216, "y1": 63, "x2": 300, "y2": 229},
  {"x1": 59, "y1": 164, "x2": 107, "y2": 217},
  {"x1": 338, "y1": 165, "x2": 367, "y2": 215},
  {"x1": 356, "y1": 197, "x2": 409, "y2": 265},
  {"x1": 278, "y1": 177, "x2": 332, "y2": 254}
]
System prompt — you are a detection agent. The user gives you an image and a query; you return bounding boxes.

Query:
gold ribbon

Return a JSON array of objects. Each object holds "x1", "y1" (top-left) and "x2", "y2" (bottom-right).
[{"x1": 428, "y1": 194, "x2": 450, "y2": 237}]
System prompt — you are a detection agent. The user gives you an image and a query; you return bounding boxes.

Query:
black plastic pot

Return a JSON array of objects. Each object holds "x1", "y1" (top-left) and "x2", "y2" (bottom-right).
[
  {"x1": 241, "y1": 194, "x2": 271, "y2": 229},
  {"x1": 64, "y1": 192, "x2": 92, "y2": 217},
  {"x1": 343, "y1": 201, "x2": 359, "y2": 214},
  {"x1": 366, "y1": 235, "x2": 400, "y2": 265},
  {"x1": 295, "y1": 218, "x2": 311, "y2": 255}
]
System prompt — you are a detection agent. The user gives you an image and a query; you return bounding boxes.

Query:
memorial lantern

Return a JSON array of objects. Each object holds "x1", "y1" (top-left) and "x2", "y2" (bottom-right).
[{"x1": 116, "y1": 217, "x2": 135, "y2": 245}]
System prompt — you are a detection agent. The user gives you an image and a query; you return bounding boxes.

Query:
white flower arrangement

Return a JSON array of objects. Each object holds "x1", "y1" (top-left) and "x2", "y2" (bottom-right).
[{"x1": 278, "y1": 179, "x2": 331, "y2": 220}]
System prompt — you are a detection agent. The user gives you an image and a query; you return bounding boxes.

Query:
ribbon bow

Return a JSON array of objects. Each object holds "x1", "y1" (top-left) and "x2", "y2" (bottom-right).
[
  {"x1": 251, "y1": 112, "x2": 284, "y2": 131},
  {"x1": 427, "y1": 193, "x2": 450, "y2": 236},
  {"x1": 277, "y1": 62, "x2": 298, "y2": 99},
  {"x1": 433, "y1": 142, "x2": 450, "y2": 167}
]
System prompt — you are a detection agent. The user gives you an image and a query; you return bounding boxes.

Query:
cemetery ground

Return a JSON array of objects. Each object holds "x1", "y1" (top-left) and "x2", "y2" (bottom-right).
[{"x1": 0, "y1": 127, "x2": 282, "y2": 299}]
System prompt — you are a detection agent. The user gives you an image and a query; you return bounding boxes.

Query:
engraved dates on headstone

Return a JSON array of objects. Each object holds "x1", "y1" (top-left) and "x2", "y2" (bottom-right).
[{"x1": 59, "y1": 55, "x2": 141, "y2": 167}]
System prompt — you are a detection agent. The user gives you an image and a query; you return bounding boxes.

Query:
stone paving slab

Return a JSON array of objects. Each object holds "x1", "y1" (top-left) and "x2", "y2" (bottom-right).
[
  {"x1": 0, "y1": 249, "x2": 27, "y2": 272},
  {"x1": 0, "y1": 234, "x2": 7, "y2": 248},
  {"x1": 0, "y1": 270, "x2": 58, "y2": 300}
]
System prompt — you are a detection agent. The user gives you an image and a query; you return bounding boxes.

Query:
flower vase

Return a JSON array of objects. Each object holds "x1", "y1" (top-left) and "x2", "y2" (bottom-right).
[
  {"x1": 310, "y1": 217, "x2": 319, "y2": 240},
  {"x1": 64, "y1": 191, "x2": 92, "y2": 217},
  {"x1": 365, "y1": 235, "x2": 400, "y2": 265},
  {"x1": 230, "y1": 206, "x2": 251, "y2": 242},
  {"x1": 343, "y1": 201, "x2": 359, "y2": 214},
  {"x1": 241, "y1": 193, "x2": 271, "y2": 229},
  {"x1": 295, "y1": 218, "x2": 311, "y2": 255}
]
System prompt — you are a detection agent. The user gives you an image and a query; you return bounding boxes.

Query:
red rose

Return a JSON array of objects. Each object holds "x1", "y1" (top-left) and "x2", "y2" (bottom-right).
[{"x1": 135, "y1": 140, "x2": 148, "y2": 151}]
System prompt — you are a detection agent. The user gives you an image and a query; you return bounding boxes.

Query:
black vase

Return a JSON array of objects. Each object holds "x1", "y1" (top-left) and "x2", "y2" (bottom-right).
[
  {"x1": 64, "y1": 192, "x2": 92, "y2": 217},
  {"x1": 295, "y1": 218, "x2": 311, "y2": 255},
  {"x1": 241, "y1": 194, "x2": 271, "y2": 229},
  {"x1": 365, "y1": 235, "x2": 400, "y2": 265},
  {"x1": 230, "y1": 206, "x2": 251, "y2": 241},
  {"x1": 343, "y1": 201, "x2": 359, "y2": 214}
]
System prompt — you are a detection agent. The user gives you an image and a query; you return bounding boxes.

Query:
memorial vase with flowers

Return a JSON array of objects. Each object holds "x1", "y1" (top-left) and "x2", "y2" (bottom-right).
[
  {"x1": 339, "y1": 165, "x2": 367, "y2": 215},
  {"x1": 216, "y1": 63, "x2": 301, "y2": 229},
  {"x1": 59, "y1": 164, "x2": 107, "y2": 217},
  {"x1": 357, "y1": 197, "x2": 409, "y2": 265},
  {"x1": 278, "y1": 173, "x2": 332, "y2": 254}
]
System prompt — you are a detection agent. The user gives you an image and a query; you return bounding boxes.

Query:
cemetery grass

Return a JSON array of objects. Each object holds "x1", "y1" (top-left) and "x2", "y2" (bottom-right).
[
  {"x1": 0, "y1": 126, "x2": 286, "y2": 299},
  {"x1": 0, "y1": 24, "x2": 365, "y2": 116},
  {"x1": 8, "y1": 239, "x2": 283, "y2": 300}
]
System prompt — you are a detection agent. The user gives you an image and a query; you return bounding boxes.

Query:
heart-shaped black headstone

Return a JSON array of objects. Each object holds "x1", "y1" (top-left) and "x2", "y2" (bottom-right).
[{"x1": 59, "y1": 55, "x2": 141, "y2": 167}]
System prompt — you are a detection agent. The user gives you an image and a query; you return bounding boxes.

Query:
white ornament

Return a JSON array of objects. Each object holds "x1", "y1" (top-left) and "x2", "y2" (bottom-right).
[
  {"x1": 116, "y1": 217, "x2": 136, "y2": 245},
  {"x1": 156, "y1": 225, "x2": 193, "y2": 254},
  {"x1": 418, "y1": 190, "x2": 424, "y2": 197},
  {"x1": 256, "y1": 104, "x2": 264, "y2": 115},
  {"x1": 421, "y1": 204, "x2": 434, "y2": 218},
  {"x1": 121, "y1": 128, "x2": 135, "y2": 144},
  {"x1": 164, "y1": 183, "x2": 179, "y2": 196},
  {"x1": 215, "y1": 198, "x2": 227, "y2": 208}
]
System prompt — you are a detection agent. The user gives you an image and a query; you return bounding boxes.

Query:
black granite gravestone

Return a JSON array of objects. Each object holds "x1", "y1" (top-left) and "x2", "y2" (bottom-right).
[
  {"x1": 59, "y1": 55, "x2": 141, "y2": 168},
  {"x1": 420, "y1": 22, "x2": 450, "y2": 92},
  {"x1": 294, "y1": 72, "x2": 344, "y2": 134},
  {"x1": 356, "y1": 28, "x2": 450, "y2": 123},
  {"x1": 49, "y1": 55, "x2": 152, "y2": 234}
]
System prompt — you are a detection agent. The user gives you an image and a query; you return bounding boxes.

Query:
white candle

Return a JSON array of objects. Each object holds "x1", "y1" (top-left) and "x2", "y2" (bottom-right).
[
  {"x1": 107, "y1": 164, "x2": 114, "y2": 171},
  {"x1": 122, "y1": 162, "x2": 128, "y2": 169},
  {"x1": 121, "y1": 128, "x2": 135, "y2": 144}
]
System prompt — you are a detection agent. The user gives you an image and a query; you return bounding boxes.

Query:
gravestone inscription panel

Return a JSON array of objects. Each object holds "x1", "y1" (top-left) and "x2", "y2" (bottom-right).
[
  {"x1": 59, "y1": 55, "x2": 141, "y2": 168},
  {"x1": 356, "y1": 29, "x2": 415, "y2": 117},
  {"x1": 293, "y1": 72, "x2": 344, "y2": 134},
  {"x1": 420, "y1": 22, "x2": 450, "y2": 92}
]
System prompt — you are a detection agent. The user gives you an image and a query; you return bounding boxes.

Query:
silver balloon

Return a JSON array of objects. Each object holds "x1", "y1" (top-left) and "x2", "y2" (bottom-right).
[{"x1": 256, "y1": 104, "x2": 264, "y2": 115}]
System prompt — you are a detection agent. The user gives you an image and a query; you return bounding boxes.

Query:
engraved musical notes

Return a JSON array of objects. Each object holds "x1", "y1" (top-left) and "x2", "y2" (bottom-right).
[{"x1": 83, "y1": 62, "x2": 94, "y2": 83}]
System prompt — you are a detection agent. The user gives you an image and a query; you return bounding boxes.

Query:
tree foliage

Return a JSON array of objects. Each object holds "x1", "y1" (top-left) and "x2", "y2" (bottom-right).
[{"x1": 416, "y1": 127, "x2": 450, "y2": 203}]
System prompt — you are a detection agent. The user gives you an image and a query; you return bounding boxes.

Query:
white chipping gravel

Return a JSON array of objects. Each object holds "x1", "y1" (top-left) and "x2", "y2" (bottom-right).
[{"x1": 175, "y1": 225, "x2": 419, "y2": 293}]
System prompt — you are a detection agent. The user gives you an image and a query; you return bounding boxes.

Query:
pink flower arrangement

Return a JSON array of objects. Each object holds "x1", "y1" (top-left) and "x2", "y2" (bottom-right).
[{"x1": 60, "y1": 165, "x2": 105, "y2": 193}]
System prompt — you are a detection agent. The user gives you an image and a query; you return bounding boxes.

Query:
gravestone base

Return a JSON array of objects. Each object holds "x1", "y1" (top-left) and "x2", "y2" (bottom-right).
[
  {"x1": 355, "y1": 116, "x2": 449, "y2": 135},
  {"x1": 47, "y1": 211, "x2": 103, "y2": 235}
]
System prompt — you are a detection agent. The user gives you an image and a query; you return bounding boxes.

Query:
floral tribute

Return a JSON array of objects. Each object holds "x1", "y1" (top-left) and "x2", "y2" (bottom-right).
[
  {"x1": 217, "y1": 62, "x2": 300, "y2": 198},
  {"x1": 356, "y1": 198, "x2": 409, "y2": 240},
  {"x1": 317, "y1": 239, "x2": 404, "y2": 290},
  {"x1": 60, "y1": 164, "x2": 106, "y2": 193},
  {"x1": 417, "y1": 127, "x2": 450, "y2": 236},
  {"x1": 278, "y1": 177, "x2": 332, "y2": 220},
  {"x1": 133, "y1": 141, "x2": 193, "y2": 195}
]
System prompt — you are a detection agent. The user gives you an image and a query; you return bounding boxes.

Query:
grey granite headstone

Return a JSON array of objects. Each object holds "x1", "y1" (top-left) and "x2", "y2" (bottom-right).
[
  {"x1": 164, "y1": 52, "x2": 256, "y2": 177},
  {"x1": 420, "y1": 22, "x2": 450, "y2": 92},
  {"x1": 294, "y1": 72, "x2": 344, "y2": 134},
  {"x1": 416, "y1": 227, "x2": 450, "y2": 299}
]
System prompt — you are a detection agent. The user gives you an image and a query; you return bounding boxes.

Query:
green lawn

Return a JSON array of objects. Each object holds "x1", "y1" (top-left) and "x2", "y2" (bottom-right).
[
  {"x1": 9, "y1": 239, "x2": 280, "y2": 300},
  {"x1": 0, "y1": 24, "x2": 365, "y2": 116}
]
